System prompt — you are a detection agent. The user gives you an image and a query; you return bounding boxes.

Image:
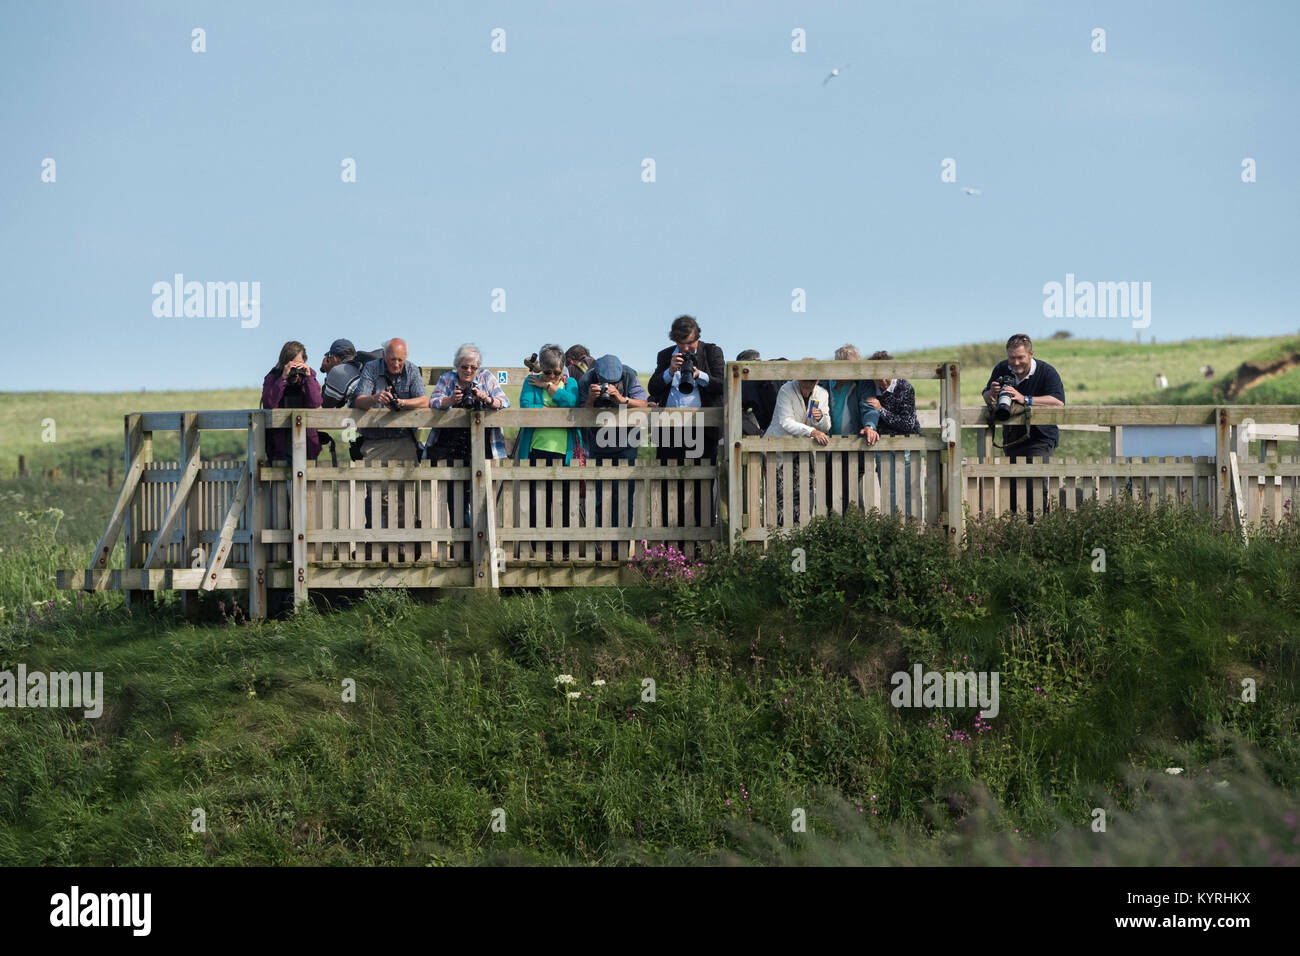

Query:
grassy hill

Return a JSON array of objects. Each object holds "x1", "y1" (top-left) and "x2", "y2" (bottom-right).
[{"x1": 1, "y1": 504, "x2": 1296, "y2": 864}]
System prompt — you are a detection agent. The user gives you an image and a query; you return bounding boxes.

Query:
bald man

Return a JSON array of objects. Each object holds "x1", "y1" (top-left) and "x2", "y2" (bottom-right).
[{"x1": 353, "y1": 338, "x2": 427, "y2": 556}]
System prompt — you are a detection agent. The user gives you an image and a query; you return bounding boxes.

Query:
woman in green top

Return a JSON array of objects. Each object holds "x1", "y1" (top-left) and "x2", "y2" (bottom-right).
[{"x1": 517, "y1": 345, "x2": 581, "y2": 556}]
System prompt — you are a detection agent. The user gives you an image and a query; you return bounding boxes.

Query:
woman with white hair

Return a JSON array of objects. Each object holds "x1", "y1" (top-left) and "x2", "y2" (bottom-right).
[
  {"x1": 426, "y1": 344, "x2": 511, "y2": 539},
  {"x1": 427, "y1": 343, "x2": 510, "y2": 460}
]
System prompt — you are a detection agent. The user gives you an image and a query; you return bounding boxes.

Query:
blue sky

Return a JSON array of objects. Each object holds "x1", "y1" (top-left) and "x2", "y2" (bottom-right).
[{"x1": 2, "y1": 0, "x2": 1296, "y2": 391}]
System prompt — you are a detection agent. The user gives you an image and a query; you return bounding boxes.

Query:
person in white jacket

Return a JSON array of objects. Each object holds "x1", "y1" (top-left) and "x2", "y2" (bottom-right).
[{"x1": 764, "y1": 373, "x2": 832, "y2": 524}]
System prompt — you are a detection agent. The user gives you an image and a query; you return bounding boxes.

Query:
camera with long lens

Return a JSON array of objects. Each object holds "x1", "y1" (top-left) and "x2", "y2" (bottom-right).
[
  {"x1": 677, "y1": 353, "x2": 696, "y2": 394},
  {"x1": 994, "y1": 372, "x2": 1019, "y2": 421}
]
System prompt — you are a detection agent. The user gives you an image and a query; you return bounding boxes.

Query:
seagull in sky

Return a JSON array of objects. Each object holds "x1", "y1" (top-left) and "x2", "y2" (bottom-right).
[
  {"x1": 822, "y1": 64, "x2": 850, "y2": 86},
  {"x1": 962, "y1": 187, "x2": 983, "y2": 196}
]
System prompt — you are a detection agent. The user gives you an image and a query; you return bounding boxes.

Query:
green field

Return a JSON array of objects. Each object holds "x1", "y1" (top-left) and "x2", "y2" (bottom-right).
[{"x1": 1, "y1": 335, "x2": 1297, "y2": 865}]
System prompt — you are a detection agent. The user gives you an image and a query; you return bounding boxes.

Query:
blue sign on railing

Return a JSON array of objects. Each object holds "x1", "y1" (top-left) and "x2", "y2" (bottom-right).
[{"x1": 497, "y1": 370, "x2": 509, "y2": 385}]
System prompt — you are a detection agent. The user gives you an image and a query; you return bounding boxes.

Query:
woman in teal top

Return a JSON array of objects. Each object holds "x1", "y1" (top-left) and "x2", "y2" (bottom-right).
[
  {"x1": 516, "y1": 344, "x2": 582, "y2": 463},
  {"x1": 517, "y1": 345, "x2": 581, "y2": 558}
]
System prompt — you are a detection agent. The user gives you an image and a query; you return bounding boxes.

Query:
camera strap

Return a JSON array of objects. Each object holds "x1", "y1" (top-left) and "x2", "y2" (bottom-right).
[{"x1": 988, "y1": 404, "x2": 1034, "y2": 450}]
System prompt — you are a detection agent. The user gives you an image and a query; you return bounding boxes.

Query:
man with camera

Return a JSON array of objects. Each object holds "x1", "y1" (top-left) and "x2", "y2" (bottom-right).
[
  {"x1": 981, "y1": 333, "x2": 1065, "y2": 514},
  {"x1": 352, "y1": 338, "x2": 427, "y2": 550},
  {"x1": 580, "y1": 354, "x2": 652, "y2": 532},
  {"x1": 648, "y1": 315, "x2": 726, "y2": 528}
]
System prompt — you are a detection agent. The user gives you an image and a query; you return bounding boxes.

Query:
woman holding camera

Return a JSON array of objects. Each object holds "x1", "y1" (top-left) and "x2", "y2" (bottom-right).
[
  {"x1": 426, "y1": 343, "x2": 510, "y2": 461},
  {"x1": 261, "y1": 340, "x2": 322, "y2": 462},
  {"x1": 426, "y1": 344, "x2": 510, "y2": 538}
]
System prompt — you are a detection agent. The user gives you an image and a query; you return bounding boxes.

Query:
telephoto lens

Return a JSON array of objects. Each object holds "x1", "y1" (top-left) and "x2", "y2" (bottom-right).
[
  {"x1": 678, "y1": 354, "x2": 696, "y2": 394},
  {"x1": 995, "y1": 373, "x2": 1017, "y2": 421}
]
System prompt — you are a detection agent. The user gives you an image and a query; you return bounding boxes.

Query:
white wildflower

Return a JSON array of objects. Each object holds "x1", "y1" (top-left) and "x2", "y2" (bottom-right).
[
  {"x1": 554, "y1": 674, "x2": 575, "y2": 685},
  {"x1": 1165, "y1": 767, "x2": 1184, "y2": 775},
  {"x1": 592, "y1": 679, "x2": 606, "y2": 687},
  {"x1": 567, "y1": 691, "x2": 581, "y2": 699}
]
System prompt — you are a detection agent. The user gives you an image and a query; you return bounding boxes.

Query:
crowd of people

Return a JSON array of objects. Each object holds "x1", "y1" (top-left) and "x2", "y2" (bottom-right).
[{"x1": 260, "y1": 322, "x2": 1065, "y2": 534}]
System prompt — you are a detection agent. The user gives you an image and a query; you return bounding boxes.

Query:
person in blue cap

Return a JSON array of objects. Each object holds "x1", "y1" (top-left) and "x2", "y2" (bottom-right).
[
  {"x1": 579, "y1": 354, "x2": 652, "y2": 538},
  {"x1": 320, "y1": 338, "x2": 383, "y2": 409}
]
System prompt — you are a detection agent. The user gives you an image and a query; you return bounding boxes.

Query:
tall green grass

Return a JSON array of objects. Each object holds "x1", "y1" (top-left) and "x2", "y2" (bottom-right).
[{"x1": 0, "y1": 501, "x2": 1296, "y2": 865}]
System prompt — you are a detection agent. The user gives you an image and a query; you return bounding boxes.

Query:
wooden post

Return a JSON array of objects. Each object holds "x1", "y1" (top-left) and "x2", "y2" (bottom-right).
[
  {"x1": 124, "y1": 416, "x2": 154, "y2": 609},
  {"x1": 939, "y1": 362, "x2": 964, "y2": 548},
  {"x1": 726, "y1": 361, "x2": 744, "y2": 552},
  {"x1": 180, "y1": 413, "x2": 201, "y2": 618},
  {"x1": 17, "y1": 455, "x2": 27, "y2": 478},
  {"x1": 90, "y1": 416, "x2": 148, "y2": 591},
  {"x1": 246, "y1": 411, "x2": 268, "y2": 619},
  {"x1": 1215, "y1": 407, "x2": 1231, "y2": 521},
  {"x1": 1109, "y1": 425, "x2": 1123, "y2": 500},
  {"x1": 107, "y1": 466, "x2": 115, "y2": 488},
  {"x1": 471, "y1": 408, "x2": 492, "y2": 589},
  {"x1": 291, "y1": 410, "x2": 309, "y2": 607}
]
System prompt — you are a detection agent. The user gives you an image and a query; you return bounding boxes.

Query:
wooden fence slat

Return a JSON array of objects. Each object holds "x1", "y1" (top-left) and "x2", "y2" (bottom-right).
[
  {"x1": 202, "y1": 469, "x2": 251, "y2": 591},
  {"x1": 144, "y1": 418, "x2": 202, "y2": 570}
]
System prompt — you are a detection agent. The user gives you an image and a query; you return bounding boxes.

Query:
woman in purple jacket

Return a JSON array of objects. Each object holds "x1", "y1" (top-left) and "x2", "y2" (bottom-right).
[{"x1": 261, "y1": 340, "x2": 323, "y2": 462}]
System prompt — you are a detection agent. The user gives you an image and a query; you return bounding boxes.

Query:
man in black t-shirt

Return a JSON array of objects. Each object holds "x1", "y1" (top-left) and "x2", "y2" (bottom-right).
[
  {"x1": 981, "y1": 333, "x2": 1066, "y2": 458},
  {"x1": 981, "y1": 334, "x2": 1066, "y2": 516}
]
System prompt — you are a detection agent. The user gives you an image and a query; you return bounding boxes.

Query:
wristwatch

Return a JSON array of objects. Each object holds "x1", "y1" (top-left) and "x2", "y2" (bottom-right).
[{"x1": 1026, "y1": 395, "x2": 1033, "y2": 406}]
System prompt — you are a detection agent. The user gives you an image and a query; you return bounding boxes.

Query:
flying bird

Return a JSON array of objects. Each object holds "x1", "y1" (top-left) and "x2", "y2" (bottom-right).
[
  {"x1": 822, "y1": 64, "x2": 850, "y2": 86},
  {"x1": 962, "y1": 187, "x2": 983, "y2": 196}
]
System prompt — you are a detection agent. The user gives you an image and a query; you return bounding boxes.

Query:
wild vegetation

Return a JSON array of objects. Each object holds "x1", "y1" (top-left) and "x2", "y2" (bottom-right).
[
  {"x1": 1, "y1": 501, "x2": 1295, "y2": 864},
  {"x1": 1, "y1": 334, "x2": 1297, "y2": 865}
]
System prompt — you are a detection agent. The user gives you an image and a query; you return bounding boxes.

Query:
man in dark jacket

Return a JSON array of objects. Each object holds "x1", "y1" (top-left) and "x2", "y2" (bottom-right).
[
  {"x1": 648, "y1": 314, "x2": 725, "y2": 529},
  {"x1": 647, "y1": 314, "x2": 725, "y2": 464},
  {"x1": 736, "y1": 349, "x2": 779, "y2": 436}
]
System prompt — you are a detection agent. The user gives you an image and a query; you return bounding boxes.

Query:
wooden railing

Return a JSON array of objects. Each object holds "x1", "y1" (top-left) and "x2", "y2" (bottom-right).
[{"x1": 56, "y1": 361, "x2": 1300, "y2": 617}]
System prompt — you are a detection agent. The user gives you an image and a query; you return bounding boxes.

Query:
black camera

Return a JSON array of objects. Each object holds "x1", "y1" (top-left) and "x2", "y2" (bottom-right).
[
  {"x1": 677, "y1": 353, "x2": 696, "y2": 394},
  {"x1": 456, "y1": 385, "x2": 486, "y2": 410},
  {"x1": 386, "y1": 394, "x2": 402, "y2": 411},
  {"x1": 287, "y1": 365, "x2": 309, "y2": 383},
  {"x1": 994, "y1": 372, "x2": 1019, "y2": 421}
]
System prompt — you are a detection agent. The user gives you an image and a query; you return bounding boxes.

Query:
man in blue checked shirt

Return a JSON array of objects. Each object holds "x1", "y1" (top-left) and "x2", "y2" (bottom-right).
[{"x1": 352, "y1": 338, "x2": 427, "y2": 556}]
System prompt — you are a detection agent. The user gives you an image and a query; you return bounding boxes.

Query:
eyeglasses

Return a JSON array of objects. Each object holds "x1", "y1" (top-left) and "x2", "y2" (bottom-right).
[{"x1": 458, "y1": 364, "x2": 479, "y2": 371}]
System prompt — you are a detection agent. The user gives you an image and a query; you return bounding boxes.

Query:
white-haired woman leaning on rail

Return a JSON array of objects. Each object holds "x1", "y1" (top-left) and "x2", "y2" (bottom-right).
[{"x1": 425, "y1": 344, "x2": 510, "y2": 538}]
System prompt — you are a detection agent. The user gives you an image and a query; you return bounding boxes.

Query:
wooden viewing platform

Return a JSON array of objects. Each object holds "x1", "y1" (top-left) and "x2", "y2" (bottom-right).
[{"x1": 56, "y1": 360, "x2": 1300, "y2": 617}]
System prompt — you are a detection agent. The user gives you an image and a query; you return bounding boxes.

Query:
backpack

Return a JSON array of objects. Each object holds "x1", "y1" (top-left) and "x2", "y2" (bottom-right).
[{"x1": 322, "y1": 349, "x2": 383, "y2": 408}]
